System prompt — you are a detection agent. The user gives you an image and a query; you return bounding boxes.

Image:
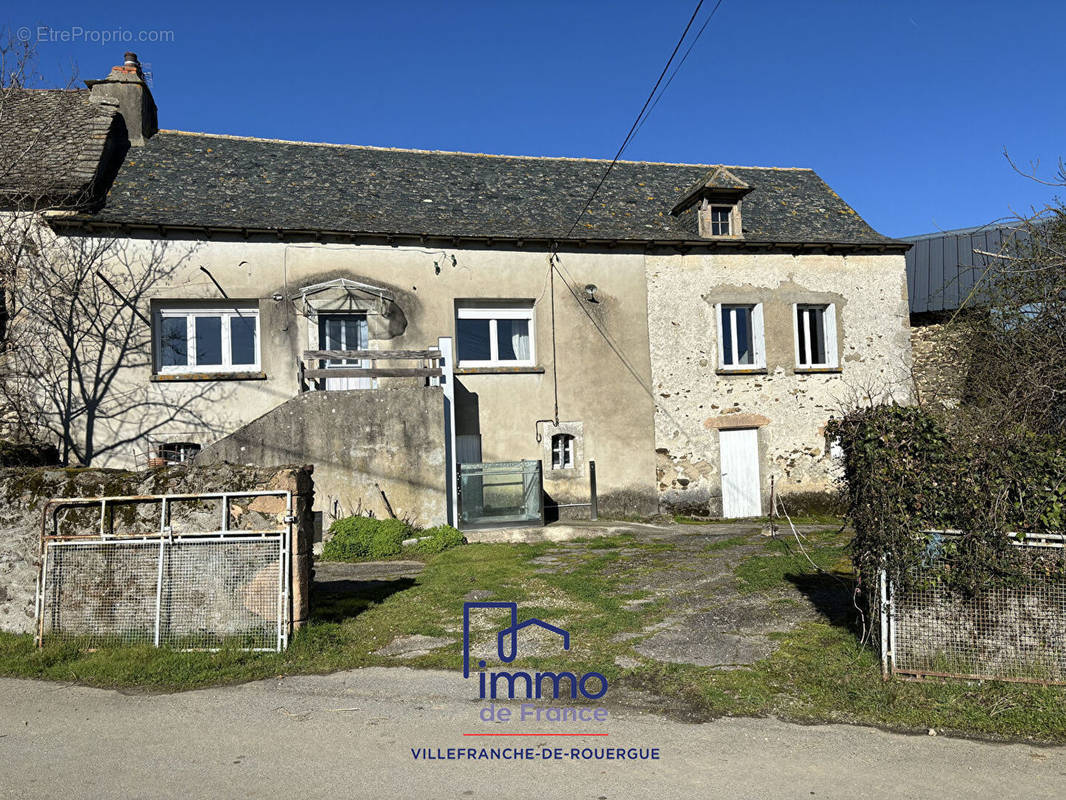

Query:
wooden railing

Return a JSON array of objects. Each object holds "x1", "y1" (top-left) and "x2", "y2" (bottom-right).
[{"x1": 299, "y1": 348, "x2": 442, "y2": 390}]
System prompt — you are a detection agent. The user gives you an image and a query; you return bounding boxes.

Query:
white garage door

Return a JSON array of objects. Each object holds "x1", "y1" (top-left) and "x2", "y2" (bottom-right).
[{"x1": 719, "y1": 428, "x2": 762, "y2": 518}]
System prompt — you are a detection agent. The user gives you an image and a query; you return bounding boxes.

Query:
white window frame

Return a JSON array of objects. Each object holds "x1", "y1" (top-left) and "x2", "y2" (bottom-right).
[
  {"x1": 154, "y1": 305, "x2": 261, "y2": 375},
  {"x1": 316, "y1": 312, "x2": 368, "y2": 368},
  {"x1": 551, "y1": 433, "x2": 575, "y2": 470},
  {"x1": 716, "y1": 303, "x2": 765, "y2": 371},
  {"x1": 828, "y1": 435, "x2": 844, "y2": 461},
  {"x1": 793, "y1": 303, "x2": 838, "y2": 369},
  {"x1": 456, "y1": 303, "x2": 535, "y2": 368}
]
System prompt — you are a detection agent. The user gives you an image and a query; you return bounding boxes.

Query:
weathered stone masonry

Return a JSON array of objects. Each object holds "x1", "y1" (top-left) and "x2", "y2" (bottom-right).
[
  {"x1": 909, "y1": 313, "x2": 973, "y2": 409},
  {"x1": 0, "y1": 463, "x2": 314, "y2": 635},
  {"x1": 647, "y1": 252, "x2": 912, "y2": 515}
]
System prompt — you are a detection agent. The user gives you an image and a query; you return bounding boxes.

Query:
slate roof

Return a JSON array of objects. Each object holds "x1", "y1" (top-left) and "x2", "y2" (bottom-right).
[
  {"x1": 0, "y1": 89, "x2": 120, "y2": 204},
  {"x1": 82, "y1": 130, "x2": 900, "y2": 247},
  {"x1": 695, "y1": 165, "x2": 751, "y2": 191}
]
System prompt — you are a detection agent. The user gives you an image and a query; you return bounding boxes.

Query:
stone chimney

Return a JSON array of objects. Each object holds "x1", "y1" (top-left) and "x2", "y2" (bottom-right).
[{"x1": 86, "y1": 52, "x2": 158, "y2": 145}]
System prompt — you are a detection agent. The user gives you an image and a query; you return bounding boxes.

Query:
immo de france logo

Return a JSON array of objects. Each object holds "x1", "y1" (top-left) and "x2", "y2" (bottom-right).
[{"x1": 462, "y1": 601, "x2": 607, "y2": 700}]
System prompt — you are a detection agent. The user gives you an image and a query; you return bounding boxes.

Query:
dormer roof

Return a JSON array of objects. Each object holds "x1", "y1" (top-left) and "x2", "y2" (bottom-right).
[{"x1": 670, "y1": 166, "x2": 754, "y2": 216}]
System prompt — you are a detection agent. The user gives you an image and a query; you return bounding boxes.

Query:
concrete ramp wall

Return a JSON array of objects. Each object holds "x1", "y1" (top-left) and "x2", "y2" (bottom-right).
[{"x1": 197, "y1": 387, "x2": 447, "y2": 528}]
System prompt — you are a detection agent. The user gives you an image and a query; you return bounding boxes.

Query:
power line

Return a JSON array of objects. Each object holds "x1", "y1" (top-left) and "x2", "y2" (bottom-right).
[
  {"x1": 562, "y1": 0, "x2": 708, "y2": 241},
  {"x1": 543, "y1": 0, "x2": 726, "y2": 432},
  {"x1": 632, "y1": 0, "x2": 726, "y2": 139}
]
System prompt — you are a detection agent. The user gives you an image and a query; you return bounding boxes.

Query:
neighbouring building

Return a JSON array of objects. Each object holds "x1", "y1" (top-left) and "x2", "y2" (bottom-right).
[
  {"x1": 1, "y1": 53, "x2": 913, "y2": 526},
  {"x1": 902, "y1": 224, "x2": 1020, "y2": 407}
]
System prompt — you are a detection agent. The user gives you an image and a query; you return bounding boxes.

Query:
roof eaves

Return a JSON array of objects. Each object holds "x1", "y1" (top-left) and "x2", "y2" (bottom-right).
[{"x1": 50, "y1": 217, "x2": 910, "y2": 252}]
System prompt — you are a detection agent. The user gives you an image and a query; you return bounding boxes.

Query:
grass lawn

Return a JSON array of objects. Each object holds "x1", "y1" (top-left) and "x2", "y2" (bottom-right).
[{"x1": 2, "y1": 525, "x2": 1065, "y2": 742}]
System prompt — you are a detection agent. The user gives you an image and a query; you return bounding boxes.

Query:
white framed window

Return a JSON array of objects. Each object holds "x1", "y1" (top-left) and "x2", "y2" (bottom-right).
[
  {"x1": 794, "y1": 303, "x2": 838, "y2": 368},
  {"x1": 456, "y1": 302, "x2": 535, "y2": 368},
  {"x1": 155, "y1": 304, "x2": 260, "y2": 374},
  {"x1": 827, "y1": 435, "x2": 844, "y2": 460},
  {"x1": 716, "y1": 303, "x2": 765, "y2": 370},
  {"x1": 551, "y1": 433, "x2": 575, "y2": 470}
]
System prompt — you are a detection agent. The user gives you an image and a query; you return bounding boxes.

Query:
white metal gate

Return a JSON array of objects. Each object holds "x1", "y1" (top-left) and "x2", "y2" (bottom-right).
[
  {"x1": 36, "y1": 491, "x2": 293, "y2": 652},
  {"x1": 880, "y1": 530, "x2": 1066, "y2": 684},
  {"x1": 719, "y1": 428, "x2": 762, "y2": 518}
]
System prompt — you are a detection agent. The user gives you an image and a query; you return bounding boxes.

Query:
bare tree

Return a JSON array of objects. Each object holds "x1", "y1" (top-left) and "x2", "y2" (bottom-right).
[
  {"x1": 3, "y1": 224, "x2": 225, "y2": 463},
  {"x1": 0, "y1": 34, "x2": 219, "y2": 464},
  {"x1": 954, "y1": 161, "x2": 1066, "y2": 436}
]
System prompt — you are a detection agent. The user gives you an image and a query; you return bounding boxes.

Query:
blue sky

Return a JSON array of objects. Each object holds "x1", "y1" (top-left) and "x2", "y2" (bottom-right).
[{"x1": 12, "y1": 0, "x2": 1066, "y2": 237}]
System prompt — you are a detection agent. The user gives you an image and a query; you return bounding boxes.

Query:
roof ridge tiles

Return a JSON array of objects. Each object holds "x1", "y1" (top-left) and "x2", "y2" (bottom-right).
[{"x1": 156, "y1": 129, "x2": 813, "y2": 172}]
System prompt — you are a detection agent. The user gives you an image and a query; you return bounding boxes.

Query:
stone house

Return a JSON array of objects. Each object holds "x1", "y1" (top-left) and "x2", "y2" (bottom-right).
[
  {"x1": 648, "y1": 170, "x2": 912, "y2": 516},
  {"x1": 1, "y1": 53, "x2": 913, "y2": 525}
]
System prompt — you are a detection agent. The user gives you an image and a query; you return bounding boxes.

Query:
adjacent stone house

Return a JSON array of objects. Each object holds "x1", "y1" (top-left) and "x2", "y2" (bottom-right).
[
  {"x1": 1, "y1": 53, "x2": 913, "y2": 523},
  {"x1": 648, "y1": 169, "x2": 912, "y2": 516}
]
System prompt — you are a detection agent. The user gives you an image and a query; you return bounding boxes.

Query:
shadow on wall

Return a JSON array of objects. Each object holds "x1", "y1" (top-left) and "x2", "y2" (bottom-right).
[
  {"x1": 596, "y1": 487, "x2": 658, "y2": 519},
  {"x1": 659, "y1": 485, "x2": 716, "y2": 517},
  {"x1": 195, "y1": 386, "x2": 448, "y2": 527},
  {"x1": 454, "y1": 381, "x2": 481, "y2": 437}
]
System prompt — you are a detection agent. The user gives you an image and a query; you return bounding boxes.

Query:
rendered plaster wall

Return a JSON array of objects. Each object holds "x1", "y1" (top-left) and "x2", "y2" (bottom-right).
[
  {"x1": 196, "y1": 387, "x2": 447, "y2": 527},
  {"x1": 0, "y1": 463, "x2": 313, "y2": 635},
  {"x1": 44, "y1": 233, "x2": 659, "y2": 518},
  {"x1": 646, "y1": 252, "x2": 912, "y2": 516}
]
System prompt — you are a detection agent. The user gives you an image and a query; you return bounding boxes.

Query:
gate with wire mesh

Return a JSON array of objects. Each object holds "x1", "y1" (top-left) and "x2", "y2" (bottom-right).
[
  {"x1": 36, "y1": 491, "x2": 293, "y2": 652},
  {"x1": 880, "y1": 531, "x2": 1066, "y2": 684}
]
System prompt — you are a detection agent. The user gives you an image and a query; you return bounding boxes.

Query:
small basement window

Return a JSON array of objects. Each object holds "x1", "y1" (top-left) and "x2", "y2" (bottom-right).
[
  {"x1": 795, "y1": 304, "x2": 838, "y2": 368},
  {"x1": 155, "y1": 304, "x2": 260, "y2": 375},
  {"x1": 456, "y1": 302, "x2": 535, "y2": 368},
  {"x1": 157, "y1": 441, "x2": 201, "y2": 465},
  {"x1": 551, "y1": 433, "x2": 575, "y2": 469},
  {"x1": 717, "y1": 303, "x2": 765, "y2": 370}
]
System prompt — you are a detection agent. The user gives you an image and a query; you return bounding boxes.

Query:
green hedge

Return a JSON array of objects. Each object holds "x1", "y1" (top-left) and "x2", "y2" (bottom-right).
[
  {"x1": 321, "y1": 517, "x2": 412, "y2": 561},
  {"x1": 827, "y1": 405, "x2": 1066, "y2": 597}
]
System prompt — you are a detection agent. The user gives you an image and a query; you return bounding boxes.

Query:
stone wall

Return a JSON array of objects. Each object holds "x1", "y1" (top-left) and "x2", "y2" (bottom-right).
[
  {"x1": 0, "y1": 462, "x2": 313, "y2": 636},
  {"x1": 196, "y1": 386, "x2": 447, "y2": 528},
  {"x1": 893, "y1": 569, "x2": 1066, "y2": 682},
  {"x1": 909, "y1": 315, "x2": 973, "y2": 409}
]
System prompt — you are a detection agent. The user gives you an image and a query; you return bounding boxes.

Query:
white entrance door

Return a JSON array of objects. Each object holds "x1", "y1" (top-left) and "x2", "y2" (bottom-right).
[
  {"x1": 719, "y1": 428, "x2": 762, "y2": 518},
  {"x1": 318, "y1": 314, "x2": 371, "y2": 390}
]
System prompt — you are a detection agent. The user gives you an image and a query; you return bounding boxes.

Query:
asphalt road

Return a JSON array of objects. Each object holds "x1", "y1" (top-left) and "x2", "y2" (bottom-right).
[{"x1": 0, "y1": 667, "x2": 1063, "y2": 799}]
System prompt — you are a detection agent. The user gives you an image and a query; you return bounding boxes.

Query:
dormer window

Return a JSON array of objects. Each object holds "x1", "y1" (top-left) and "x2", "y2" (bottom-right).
[
  {"x1": 708, "y1": 205, "x2": 733, "y2": 236},
  {"x1": 670, "y1": 166, "x2": 752, "y2": 240}
]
